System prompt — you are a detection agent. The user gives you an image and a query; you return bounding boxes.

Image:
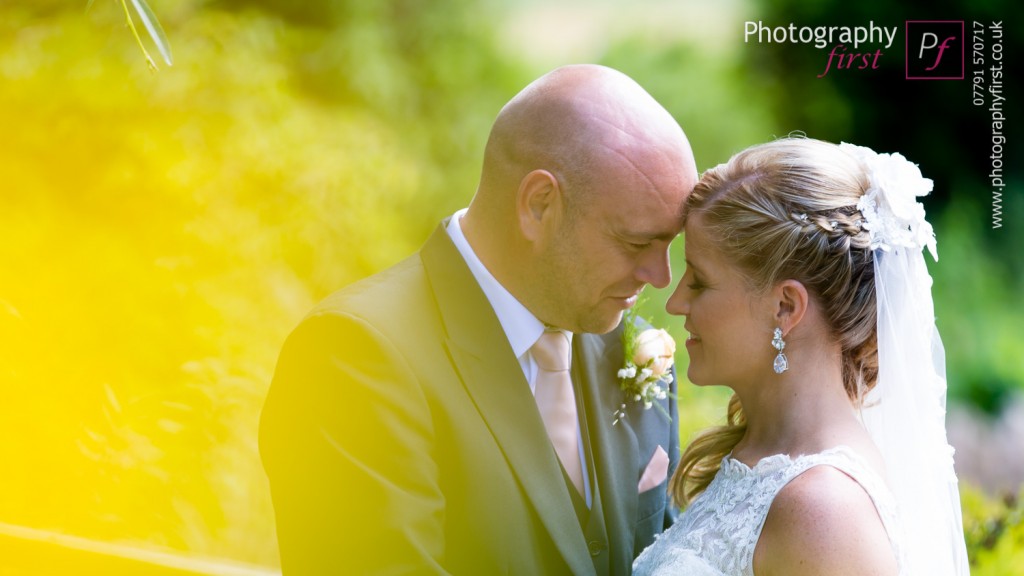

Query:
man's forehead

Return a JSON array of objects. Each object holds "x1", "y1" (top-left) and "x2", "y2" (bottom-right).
[{"x1": 612, "y1": 212, "x2": 685, "y2": 242}]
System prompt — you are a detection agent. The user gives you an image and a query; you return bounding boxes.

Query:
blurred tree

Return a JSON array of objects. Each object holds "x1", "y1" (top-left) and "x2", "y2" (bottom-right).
[
  {"x1": 0, "y1": 0, "x2": 529, "y2": 565},
  {"x1": 211, "y1": 0, "x2": 528, "y2": 226}
]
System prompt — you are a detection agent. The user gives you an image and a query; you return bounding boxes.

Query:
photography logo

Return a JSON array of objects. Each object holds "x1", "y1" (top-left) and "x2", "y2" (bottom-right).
[{"x1": 906, "y1": 21, "x2": 964, "y2": 79}]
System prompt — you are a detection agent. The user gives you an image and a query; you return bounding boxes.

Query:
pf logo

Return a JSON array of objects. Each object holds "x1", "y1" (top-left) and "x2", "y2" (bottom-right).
[{"x1": 906, "y1": 21, "x2": 964, "y2": 79}]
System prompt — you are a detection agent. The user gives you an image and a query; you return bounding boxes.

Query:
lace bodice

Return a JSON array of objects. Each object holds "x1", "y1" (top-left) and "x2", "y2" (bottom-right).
[{"x1": 633, "y1": 446, "x2": 905, "y2": 576}]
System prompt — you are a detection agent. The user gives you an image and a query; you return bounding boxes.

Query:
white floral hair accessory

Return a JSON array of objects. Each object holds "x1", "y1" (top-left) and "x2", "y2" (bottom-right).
[
  {"x1": 839, "y1": 142, "x2": 938, "y2": 261},
  {"x1": 613, "y1": 305, "x2": 676, "y2": 425}
]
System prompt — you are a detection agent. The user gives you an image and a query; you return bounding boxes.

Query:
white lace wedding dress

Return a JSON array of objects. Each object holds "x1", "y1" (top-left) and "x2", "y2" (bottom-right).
[{"x1": 632, "y1": 446, "x2": 905, "y2": 576}]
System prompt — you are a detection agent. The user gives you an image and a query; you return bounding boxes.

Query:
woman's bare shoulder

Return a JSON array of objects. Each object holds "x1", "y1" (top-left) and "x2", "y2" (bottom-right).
[{"x1": 754, "y1": 465, "x2": 898, "y2": 576}]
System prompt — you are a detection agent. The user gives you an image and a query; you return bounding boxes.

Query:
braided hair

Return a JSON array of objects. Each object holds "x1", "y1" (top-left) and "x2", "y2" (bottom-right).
[{"x1": 670, "y1": 137, "x2": 878, "y2": 505}]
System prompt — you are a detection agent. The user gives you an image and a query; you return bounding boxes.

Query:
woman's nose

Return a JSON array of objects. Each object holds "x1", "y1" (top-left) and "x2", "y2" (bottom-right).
[{"x1": 665, "y1": 280, "x2": 689, "y2": 316}]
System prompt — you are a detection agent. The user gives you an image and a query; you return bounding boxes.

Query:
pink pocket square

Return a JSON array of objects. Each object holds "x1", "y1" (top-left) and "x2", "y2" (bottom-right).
[{"x1": 638, "y1": 445, "x2": 669, "y2": 493}]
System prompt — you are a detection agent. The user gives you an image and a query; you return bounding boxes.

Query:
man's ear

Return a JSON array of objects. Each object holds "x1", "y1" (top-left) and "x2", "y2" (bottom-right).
[
  {"x1": 773, "y1": 279, "x2": 809, "y2": 336},
  {"x1": 516, "y1": 169, "x2": 562, "y2": 243}
]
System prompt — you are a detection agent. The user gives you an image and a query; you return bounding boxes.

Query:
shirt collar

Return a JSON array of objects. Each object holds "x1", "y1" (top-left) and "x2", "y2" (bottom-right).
[{"x1": 445, "y1": 208, "x2": 548, "y2": 358}]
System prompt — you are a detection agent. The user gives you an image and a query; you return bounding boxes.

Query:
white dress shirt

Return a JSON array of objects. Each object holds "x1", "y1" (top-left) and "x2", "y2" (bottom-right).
[{"x1": 446, "y1": 208, "x2": 591, "y2": 506}]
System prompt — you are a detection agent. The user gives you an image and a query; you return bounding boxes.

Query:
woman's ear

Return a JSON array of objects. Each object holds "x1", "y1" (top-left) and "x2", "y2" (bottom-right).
[
  {"x1": 773, "y1": 279, "x2": 809, "y2": 336},
  {"x1": 516, "y1": 169, "x2": 562, "y2": 243}
]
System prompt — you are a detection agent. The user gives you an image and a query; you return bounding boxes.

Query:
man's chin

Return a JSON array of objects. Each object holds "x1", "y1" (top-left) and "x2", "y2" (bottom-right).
[{"x1": 578, "y1": 309, "x2": 625, "y2": 335}]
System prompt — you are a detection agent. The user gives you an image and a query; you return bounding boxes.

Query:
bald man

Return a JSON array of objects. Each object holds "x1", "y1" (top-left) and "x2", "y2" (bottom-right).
[{"x1": 260, "y1": 65, "x2": 698, "y2": 575}]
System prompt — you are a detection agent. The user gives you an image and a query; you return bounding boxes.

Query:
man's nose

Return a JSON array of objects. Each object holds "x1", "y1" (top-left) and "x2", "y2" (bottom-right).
[{"x1": 636, "y1": 246, "x2": 672, "y2": 289}]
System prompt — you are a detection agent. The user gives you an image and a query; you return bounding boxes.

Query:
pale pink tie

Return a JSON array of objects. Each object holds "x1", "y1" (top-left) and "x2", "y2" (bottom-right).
[{"x1": 531, "y1": 330, "x2": 584, "y2": 496}]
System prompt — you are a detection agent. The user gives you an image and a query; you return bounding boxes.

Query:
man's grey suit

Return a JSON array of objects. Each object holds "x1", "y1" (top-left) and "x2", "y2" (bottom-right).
[{"x1": 260, "y1": 223, "x2": 680, "y2": 574}]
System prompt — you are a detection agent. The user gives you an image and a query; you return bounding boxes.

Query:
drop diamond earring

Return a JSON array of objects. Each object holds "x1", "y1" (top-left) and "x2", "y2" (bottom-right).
[{"x1": 772, "y1": 327, "x2": 789, "y2": 374}]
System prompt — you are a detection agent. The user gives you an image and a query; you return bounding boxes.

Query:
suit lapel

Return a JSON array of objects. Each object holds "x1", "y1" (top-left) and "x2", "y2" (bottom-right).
[
  {"x1": 576, "y1": 329, "x2": 641, "y2": 566},
  {"x1": 420, "y1": 225, "x2": 595, "y2": 576}
]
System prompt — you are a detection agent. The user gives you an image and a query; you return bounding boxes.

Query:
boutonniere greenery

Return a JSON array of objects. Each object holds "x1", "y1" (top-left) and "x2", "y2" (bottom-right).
[{"x1": 613, "y1": 305, "x2": 676, "y2": 425}]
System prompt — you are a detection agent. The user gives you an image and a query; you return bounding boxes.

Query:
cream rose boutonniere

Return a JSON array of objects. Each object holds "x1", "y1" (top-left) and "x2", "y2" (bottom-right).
[{"x1": 613, "y1": 306, "x2": 676, "y2": 425}]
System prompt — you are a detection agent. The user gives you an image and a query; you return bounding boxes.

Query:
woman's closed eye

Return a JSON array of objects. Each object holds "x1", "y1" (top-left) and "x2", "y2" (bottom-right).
[{"x1": 685, "y1": 271, "x2": 707, "y2": 291}]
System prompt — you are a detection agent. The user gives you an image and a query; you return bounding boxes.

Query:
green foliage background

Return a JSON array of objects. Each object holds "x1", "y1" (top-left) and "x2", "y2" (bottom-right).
[{"x1": 0, "y1": 0, "x2": 1019, "y2": 570}]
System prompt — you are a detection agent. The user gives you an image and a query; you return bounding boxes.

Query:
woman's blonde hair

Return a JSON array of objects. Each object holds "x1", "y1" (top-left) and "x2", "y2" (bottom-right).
[{"x1": 670, "y1": 137, "x2": 879, "y2": 505}]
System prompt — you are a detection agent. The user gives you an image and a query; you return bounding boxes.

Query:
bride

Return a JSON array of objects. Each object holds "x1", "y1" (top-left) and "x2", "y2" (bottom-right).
[{"x1": 633, "y1": 138, "x2": 970, "y2": 575}]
